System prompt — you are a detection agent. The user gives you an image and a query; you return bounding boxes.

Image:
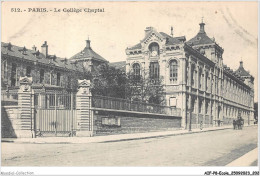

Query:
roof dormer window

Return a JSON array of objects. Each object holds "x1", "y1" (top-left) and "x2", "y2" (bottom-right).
[{"x1": 19, "y1": 46, "x2": 27, "y2": 55}]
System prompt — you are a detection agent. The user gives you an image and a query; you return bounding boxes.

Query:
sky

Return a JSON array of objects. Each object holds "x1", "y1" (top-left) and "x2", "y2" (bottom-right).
[{"x1": 1, "y1": 1, "x2": 258, "y2": 101}]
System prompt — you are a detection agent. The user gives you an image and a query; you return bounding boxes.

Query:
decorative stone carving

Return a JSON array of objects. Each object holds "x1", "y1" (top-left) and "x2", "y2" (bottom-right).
[
  {"x1": 19, "y1": 76, "x2": 32, "y2": 92},
  {"x1": 78, "y1": 79, "x2": 91, "y2": 95}
]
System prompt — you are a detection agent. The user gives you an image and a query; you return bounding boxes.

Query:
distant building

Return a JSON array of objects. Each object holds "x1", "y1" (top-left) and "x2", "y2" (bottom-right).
[
  {"x1": 70, "y1": 39, "x2": 108, "y2": 72},
  {"x1": 1, "y1": 39, "x2": 108, "y2": 93},
  {"x1": 125, "y1": 21, "x2": 255, "y2": 128},
  {"x1": 109, "y1": 61, "x2": 126, "y2": 71}
]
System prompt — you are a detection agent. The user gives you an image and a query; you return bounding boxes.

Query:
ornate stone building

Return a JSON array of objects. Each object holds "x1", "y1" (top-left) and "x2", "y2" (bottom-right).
[
  {"x1": 125, "y1": 22, "x2": 254, "y2": 128},
  {"x1": 1, "y1": 39, "x2": 108, "y2": 93}
]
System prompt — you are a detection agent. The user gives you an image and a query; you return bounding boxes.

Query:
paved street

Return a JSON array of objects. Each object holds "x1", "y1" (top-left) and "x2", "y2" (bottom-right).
[{"x1": 1, "y1": 126, "x2": 258, "y2": 166}]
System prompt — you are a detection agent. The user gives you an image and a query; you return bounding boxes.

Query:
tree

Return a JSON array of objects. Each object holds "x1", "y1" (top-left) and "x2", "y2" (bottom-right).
[
  {"x1": 125, "y1": 70, "x2": 165, "y2": 105},
  {"x1": 90, "y1": 63, "x2": 127, "y2": 98}
]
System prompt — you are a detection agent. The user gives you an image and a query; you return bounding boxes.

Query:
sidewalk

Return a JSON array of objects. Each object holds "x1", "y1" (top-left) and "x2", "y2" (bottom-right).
[
  {"x1": 226, "y1": 147, "x2": 258, "y2": 166},
  {"x1": 2, "y1": 125, "x2": 256, "y2": 144}
]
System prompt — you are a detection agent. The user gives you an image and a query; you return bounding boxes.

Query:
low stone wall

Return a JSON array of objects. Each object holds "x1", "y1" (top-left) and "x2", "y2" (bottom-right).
[
  {"x1": 1, "y1": 106, "x2": 19, "y2": 138},
  {"x1": 93, "y1": 114, "x2": 181, "y2": 136}
]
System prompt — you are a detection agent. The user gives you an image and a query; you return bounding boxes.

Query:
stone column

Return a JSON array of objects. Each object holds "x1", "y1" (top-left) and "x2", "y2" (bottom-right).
[
  {"x1": 188, "y1": 57, "x2": 192, "y2": 87},
  {"x1": 181, "y1": 58, "x2": 187, "y2": 128},
  {"x1": 203, "y1": 66, "x2": 206, "y2": 126},
  {"x1": 17, "y1": 76, "x2": 34, "y2": 138},
  {"x1": 76, "y1": 79, "x2": 93, "y2": 137}
]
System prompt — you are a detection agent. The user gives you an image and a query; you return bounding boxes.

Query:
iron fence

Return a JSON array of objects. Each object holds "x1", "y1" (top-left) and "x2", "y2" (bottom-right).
[
  {"x1": 92, "y1": 95, "x2": 181, "y2": 116},
  {"x1": 35, "y1": 93, "x2": 76, "y2": 110}
]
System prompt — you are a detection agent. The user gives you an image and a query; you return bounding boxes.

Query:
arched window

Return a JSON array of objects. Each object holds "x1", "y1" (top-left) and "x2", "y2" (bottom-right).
[
  {"x1": 133, "y1": 63, "x2": 140, "y2": 80},
  {"x1": 148, "y1": 42, "x2": 159, "y2": 57},
  {"x1": 169, "y1": 60, "x2": 178, "y2": 84}
]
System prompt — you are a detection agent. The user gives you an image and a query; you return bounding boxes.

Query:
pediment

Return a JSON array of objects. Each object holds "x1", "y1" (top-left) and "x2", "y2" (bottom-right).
[
  {"x1": 141, "y1": 31, "x2": 165, "y2": 45},
  {"x1": 78, "y1": 79, "x2": 91, "y2": 87},
  {"x1": 19, "y1": 76, "x2": 32, "y2": 84}
]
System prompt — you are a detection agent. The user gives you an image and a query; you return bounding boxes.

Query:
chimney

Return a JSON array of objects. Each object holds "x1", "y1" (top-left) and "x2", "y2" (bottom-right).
[
  {"x1": 171, "y1": 26, "x2": 173, "y2": 37},
  {"x1": 86, "y1": 39, "x2": 91, "y2": 49},
  {"x1": 32, "y1": 45, "x2": 37, "y2": 51},
  {"x1": 199, "y1": 22, "x2": 205, "y2": 33},
  {"x1": 41, "y1": 41, "x2": 48, "y2": 57},
  {"x1": 7, "y1": 42, "x2": 12, "y2": 50},
  {"x1": 145, "y1": 27, "x2": 153, "y2": 36},
  {"x1": 240, "y1": 61, "x2": 243, "y2": 68}
]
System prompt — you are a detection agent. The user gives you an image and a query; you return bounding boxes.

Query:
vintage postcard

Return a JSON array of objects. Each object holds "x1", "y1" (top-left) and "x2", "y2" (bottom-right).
[{"x1": 1, "y1": 1, "x2": 259, "y2": 175}]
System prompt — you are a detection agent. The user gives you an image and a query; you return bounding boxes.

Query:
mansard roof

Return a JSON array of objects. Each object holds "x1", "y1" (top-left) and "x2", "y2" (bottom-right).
[
  {"x1": 69, "y1": 40, "x2": 108, "y2": 63},
  {"x1": 223, "y1": 64, "x2": 253, "y2": 89},
  {"x1": 1, "y1": 42, "x2": 84, "y2": 72},
  {"x1": 187, "y1": 22, "x2": 215, "y2": 45},
  {"x1": 187, "y1": 22, "x2": 223, "y2": 52}
]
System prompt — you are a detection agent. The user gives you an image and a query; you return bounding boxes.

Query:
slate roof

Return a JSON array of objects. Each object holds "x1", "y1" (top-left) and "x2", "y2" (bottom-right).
[
  {"x1": 187, "y1": 23, "x2": 215, "y2": 46},
  {"x1": 69, "y1": 43, "x2": 108, "y2": 63},
  {"x1": 159, "y1": 32, "x2": 186, "y2": 45},
  {"x1": 235, "y1": 62, "x2": 251, "y2": 77},
  {"x1": 1, "y1": 42, "x2": 84, "y2": 72},
  {"x1": 187, "y1": 32, "x2": 215, "y2": 46}
]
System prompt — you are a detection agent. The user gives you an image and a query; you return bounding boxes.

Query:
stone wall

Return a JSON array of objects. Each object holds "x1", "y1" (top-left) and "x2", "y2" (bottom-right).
[
  {"x1": 93, "y1": 114, "x2": 181, "y2": 136},
  {"x1": 1, "y1": 106, "x2": 19, "y2": 138}
]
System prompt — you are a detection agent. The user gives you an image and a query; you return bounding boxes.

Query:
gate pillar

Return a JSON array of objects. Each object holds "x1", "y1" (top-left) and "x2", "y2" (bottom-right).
[
  {"x1": 17, "y1": 76, "x2": 35, "y2": 138},
  {"x1": 76, "y1": 79, "x2": 93, "y2": 137}
]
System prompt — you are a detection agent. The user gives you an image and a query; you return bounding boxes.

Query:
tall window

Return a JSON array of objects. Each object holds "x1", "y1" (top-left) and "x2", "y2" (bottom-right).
[
  {"x1": 26, "y1": 66, "x2": 31, "y2": 77},
  {"x1": 191, "y1": 65, "x2": 195, "y2": 86},
  {"x1": 132, "y1": 63, "x2": 140, "y2": 80},
  {"x1": 205, "y1": 101, "x2": 209, "y2": 114},
  {"x1": 205, "y1": 72, "x2": 208, "y2": 91},
  {"x1": 198, "y1": 68, "x2": 202, "y2": 89},
  {"x1": 199, "y1": 100, "x2": 202, "y2": 113},
  {"x1": 150, "y1": 62, "x2": 160, "y2": 80},
  {"x1": 11, "y1": 63, "x2": 17, "y2": 86},
  {"x1": 57, "y1": 72, "x2": 61, "y2": 86},
  {"x1": 169, "y1": 60, "x2": 178, "y2": 84},
  {"x1": 40, "y1": 69, "x2": 44, "y2": 83}
]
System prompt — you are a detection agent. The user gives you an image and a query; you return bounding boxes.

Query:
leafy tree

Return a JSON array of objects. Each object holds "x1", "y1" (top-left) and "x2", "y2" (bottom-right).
[
  {"x1": 90, "y1": 63, "x2": 126, "y2": 98},
  {"x1": 79, "y1": 63, "x2": 165, "y2": 105},
  {"x1": 125, "y1": 70, "x2": 165, "y2": 105}
]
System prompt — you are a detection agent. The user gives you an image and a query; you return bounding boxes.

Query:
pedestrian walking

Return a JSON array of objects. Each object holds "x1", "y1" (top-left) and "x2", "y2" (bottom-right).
[{"x1": 200, "y1": 121, "x2": 203, "y2": 130}]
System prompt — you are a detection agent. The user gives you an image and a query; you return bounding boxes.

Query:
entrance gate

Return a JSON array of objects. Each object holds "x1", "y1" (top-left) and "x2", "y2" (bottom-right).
[{"x1": 34, "y1": 92, "x2": 77, "y2": 137}]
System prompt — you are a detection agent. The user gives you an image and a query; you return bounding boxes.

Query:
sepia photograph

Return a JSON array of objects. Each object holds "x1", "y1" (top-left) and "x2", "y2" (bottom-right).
[{"x1": 1, "y1": 1, "x2": 259, "y2": 175}]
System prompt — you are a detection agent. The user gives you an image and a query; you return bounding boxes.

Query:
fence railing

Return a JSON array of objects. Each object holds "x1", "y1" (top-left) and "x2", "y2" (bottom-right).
[
  {"x1": 1, "y1": 92, "x2": 18, "y2": 106},
  {"x1": 35, "y1": 93, "x2": 76, "y2": 110},
  {"x1": 92, "y1": 95, "x2": 181, "y2": 117}
]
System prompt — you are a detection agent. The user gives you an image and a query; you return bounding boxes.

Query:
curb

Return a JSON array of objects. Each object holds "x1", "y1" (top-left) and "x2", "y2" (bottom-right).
[
  {"x1": 1, "y1": 127, "x2": 239, "y2": 144},
  {"x1": 1, "y1": 125, "x2": 256, "y2": 144}
]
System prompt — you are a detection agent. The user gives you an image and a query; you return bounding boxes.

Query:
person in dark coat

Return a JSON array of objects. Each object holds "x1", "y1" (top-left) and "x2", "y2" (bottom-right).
[{"x1": 233, "y1": 119, "x2": 236, "y2": 130}]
